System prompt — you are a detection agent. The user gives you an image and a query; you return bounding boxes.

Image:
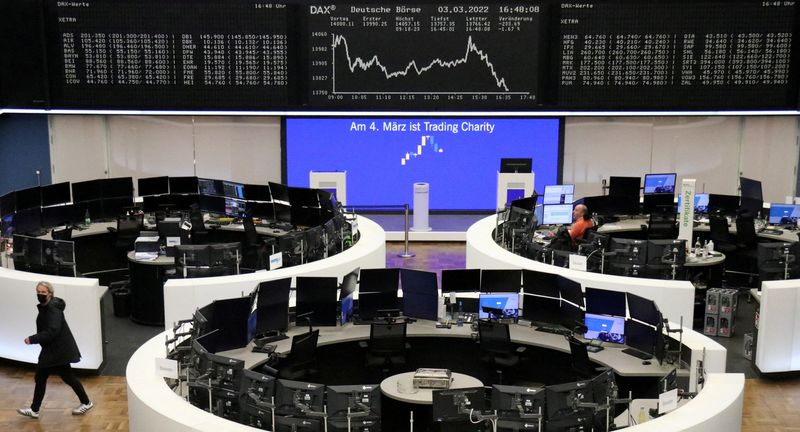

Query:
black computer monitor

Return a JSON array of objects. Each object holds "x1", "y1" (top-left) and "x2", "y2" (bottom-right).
[
  {"x1": 479, "y1": 292, "x2": 519, "y2": 320},
  {"x1": 541, "y1": 204, "x2": 573, "y2": 225},
  {"x1": 608, "y1": 176, "x2": 641, "y2": 198},
  {"x1": 545, "y1": 380, "x2": 593, "y2": 428},
  {"x1": 522, "y1": 294, "x2": 561, "y2": 326},
  {"x1": 357, "y1": 291, "x2": 399, "y2": 321},
  {"x1": 339, "y1": 268, "x2": 360, "y2": 300},
  {"x1": 480, "y1": 269, "x2": 522, "y2": 293},
  {"x1": 13, "y1": 208, "x2": 42, "y2": 236},
  {"x1": 244, "y1": 183, "x2": 272, "y2": 202},
  {"x1": 643, "y1": 173, "x2": 676, "y2": 195},
  {"x1": 199, "y1": 194, "x2": 226, "y2": 215},
  {"x1": 584, "y1": 288, "x2": 626, "y2": 317},
  {"x1": 400, "y1": 269, "x2": 439, "y2": 321},
  {"x1": 608, "y1": 238, "x2": 647, "y2": 266},
  {"x1": 41, "y1": 182, "x2": 71, "y2": 207},
  {"x1": 275, "y1": 379, "x2": 326, "y2": 415},
  {"x1": 500, "y1": 158, "x2": 532, "y2": 174},
  {"x1": 589, "y1": 369, "x2": 618, "y2": 429},
  {"x1": 432, "y1": 387, "x2": 486, "y2": 421},
  {"x1": 169, "y1": 176, "x2": 199, "y2": 194},
  {"x1": 198, "y1": 178, "x2": 224, "y2": 196},
  {"x1": 559, "y1": 301, "x2": 585, "y2": 332},
  {"x1": 41, "y1": 204, "x2": 78, "y2": 228},
  {"x1": 359, "y1": 268, "x2": 400, "y2": 294},
  {"x1": 543, "y1": 184, "x2": 575, "y2": 205},
  {"x1": 224, "y1": 197, "x2": 247, "y2": 218},
  {"x1": 326, "y1": 384, "x2": 381, "y2": 419},
  {"x1": 557, "y1": 276, "x2": 583, "y2": 308},
  {"x1": 491, "y1": 384, "x2": 546, "y2": 420},
  {"x1": 269, "y1": 182, "x2": 291, "y2": 203},
  {"x1": 707, "y1": 194, "x2": 740, "y2": 216},
  {"x1": 522, "y1": 269, "x2": 560, "y2": 298},
  {"x1": 101, "y1": 177, "x2": 134, "y2": 198},
  {"x1": 274, "y1": 202, "x2": 292, "y2": 224},
  {"x1": 175, "y1": 244, "x2": 212, "y2": 271},
  {"x1": 740, "y1": 176, "x2": 763, "y2": 201},
  {"x1": 624, "y1": 319, "x2": 656, "y2": 359},
  {"x1": 72, "y1": 179, "x2": 103, "y2": 203},
  {"x1": 768, "y1": 204, "x2": 800, "y2": 225},
  {"x1": 441, "y1": 269, "x2": 481, "y2": 293},
  {"x1": 647, "y1": 239, "x2": 687, "y2": 266},
  {"x1": 288, "y1": 186, "x2": 321, "y2": 208},
  {"x1": 577, "y1": 195, "x2": 611, "y2": 216},
  {"x1": 240, "y1": 368, "x2": 276, "y2": 405},
  {"x1": 757, "y1": 242, "x2": 800, "y2": 281},
  {"x1": 222, "y1": 181, "x2": 246, "y2": 199},
  {"x1": 296, "y1": 276, "x2": 339, "y2": 327},
  {"x1": 255, "y1": 278, "x2": 292, "y2": 336},
  {"x1": 15, "y1": 186, "x2": 41, "y2": 211},
  {"x1": 0, "y1": 191, "x2": 16, "y2": 217},
  {"x1": 642, "y1": 193, "x2": 675, "y2": 214},
  {"x1": 137, "y1": 176, "x2": 169, "y2": 197},
  {"x1": 626, "y1": 292, "x2": 662, "y2": 326},
  {"x1": 208, "y1": 297, "x2": 251, "y2": 352},
  {"x1": 203, "y1": 351, "x2": 245, "y2": 390},
  {"x1": 584, "y1": 313, "x2": 625, "y2": 344},
  {"x1": 274, "y1": 416, "x2": 323, "y2": 432}
]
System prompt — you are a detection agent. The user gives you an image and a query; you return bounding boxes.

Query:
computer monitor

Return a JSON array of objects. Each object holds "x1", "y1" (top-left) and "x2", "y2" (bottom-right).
[
  {"x1": 500, "y1": 158, "x2": 533, "y2": 174},
  {"x1": 0, "y1": 191, "x2": 16, "y2": 216},
  {"x1": 15, "y1": 186, "x2": 41, "y2": 211},
  {"x1": 432, "y1": 387, "x2": 486, "y2": 421},
  {"x1": 740, "y1": 176, "x2": 763, "y2": 201},
  {"x1": 647, "y1": 239, "x2": 687, "y2": 266},
  {"x1": 198, "y1": 178, "x2": 224, "y2": 196},
  {"x1": 295, "y1": 276, "x2": 339, "y2": 327},
  {"x1": 677, "y1": 193, "x2": 709, "y2": 214},
  {"x1": 578, "y1": 195, "x2": 611, "y2": 216},
  {"x1": 626, "y1": 292, "x2": 662, "y2": 326},
  {"x1": 589, "y1": 369, "x2": 618, "y2": 430},
  {"x1": 480, "y1": 269, "x2": 522, "y2": 293},
  {"x1": 521, "y1": 269, "x2": 560, "y2": 298},
  {"x1": 479, "y1": 292, "x2": 519, "y2": 320},
  {"x1": 584, "y1": 313, "x2": 625, "y2": 344},
  {"x1": 288, "y1": 186, "x2": 321, "y2": 208},
  {"x1": 608, "y1": 176, "x2": 641, "y2": 198},
  {"x1": 757, "y1": 242, "x2": 800, "y2": 281},
  {"x1": 169, "y1": 176, "x2": 199, "y2": 194},
  {"x1": 203, "y1": 351, "x2": 245, "y2": 390},
  {"x1": 608, "y1": 238, "x2": 647, "y2": 266},
  {"x1": 707, "y1": 194, "x2": 740, "y2": 216},
  {"x1": 491, "y1": 384, "x2": 546, "y2": 420},
  {"x1": 240, "y1": 370, "x2": 277, "y2": 427},
  {"x1": 41, "y1": 204, "x2": 78, "y2": 228},
  {"x1": 41, "y1": 182, "x2": 71, "y2": 207},
  {"x1": 441, "y1": 269, "x2": 481, "y2": 293},
  {"x1": 642, "y1": 193, "x2": 675, "y2": 214},
  {"x1": 244, "y1": 184, "x2": 272, "y2": 202},
  {"x1": 137, "y1": 176, "x2": 169, "y2": 197},
  {"x1": 13, "y1": 208, "x2": 42, "y2": 236},
  {"x1": 359, "y1": 268, "x2": 400, "y2": 294},
  {"x1": 275, "y1": 379, "x2": 326, "y2": 415},
  {"x1": 339, "y1": 268, "x2": 359, "y2": 300},
  {"x1": 543, "y1": 185, "x2": 575, "y2": 205},
  {"x1": 650, "y1": 368, "x2": 679, "y2": 398},
  {"x1": 545, "y1": 380, "x2": 593, "y2": 427},
  {"x1": 584, "y1": 288, "x2": 626, "y2": 317},
  {"x1": 269, "y1": 182, "x2": 291, "y2": 203},
  {"x1": 326, "y1": 384, "x2": 381, "y2": 419},
  {"x1": 357, "y1": 291, "x2": 399, "y2": 321},
  {"x1": 541, "y1": 204, "x2": 573, "y2": 225},
  {"x1": 101, "y1": 177, "x2": 134, "y2": 198},
  {"x1": 206, "y1": 297, "x2": 250, "y2": 352},
  {"x1": 255, "y1": 278, "x2": 292, "y2": 337},
  {"x1": 557, "y1": 276, "x2": 583, "y2": 308},
  {"x1": 222, "y1": 181, "x2": 245, "y2": 199},
  {"x1": 400, "y1": 269, "x2": 439, "y2": 321},
  {"x1": 559, "y1": 301, "x2": 585, "y2": 332},
  {"x1": 769, "y1": 204, "x2": 800, "y2": 225},
  {"x1": 274, "y1": 416, "x2": 322, "y2": 432},
  {"x1": 643, "y1": 173, "x2": 676, "y2": 195},
  {"x1": 224, "y1": 197, "x2": 247, "y2": 218},
  {"x1": 521, "y1": 294, "x2": 561, "y2": 326},
  {"x1": 71, "y1": 179, "x2": 102, "y2": 203},
  {"x1": 624, "y1": 319, "x2": 656, "y2": 359}
]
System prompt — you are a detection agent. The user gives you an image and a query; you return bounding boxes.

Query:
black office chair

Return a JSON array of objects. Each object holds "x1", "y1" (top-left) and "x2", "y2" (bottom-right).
[
  {"x1": 241, "y1": 217, "x2": 266, "y2": 271},
  {"x1": 361, "y1": 322, "x2": 409, "y2": 376},
  {"x1": 189, "y1": 210, "x2": 208, "y2": 245},
  {"x1": 115, "y1": 214, "x2": 143, "y2": 251},
  {"x1": 708, "y1": 213, "x2": 737, "y2": 255},
  {"x1": 477, "y1": 320, "x2": 525, "y2": 384},
  {"x1": 277, "y1": 329, "x2": 320, "y2": 381},
  {"x1": 647, "y1": 212, "x2": 677, "y2": 240},
  {"x1": 567, "y1": 336, "x2": 604, "y2": 380}
]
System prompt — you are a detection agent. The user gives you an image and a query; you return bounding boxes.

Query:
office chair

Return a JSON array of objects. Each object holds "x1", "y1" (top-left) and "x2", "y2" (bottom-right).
[
  {"x1": 115, "y1": 214, "x2": 143, "y2": 252},
  {"x1": 241, "y1": 217, "x2": 266, "y2": 271},
  {"x1": 647, "y1": 212, "x2": 678, "y2": 240},
  {"x1": 277, "y1": 329, "x2": 320, "y2": 381},
  {"x1": 477, "y1": 320, "x2": 525, "y2": 384},
  {"x1": 189, "y1": 210, "x2": 208, "y2": 245},
  {"x1": 51, "y1": 226, "x2": 73, "y2": 241},
  {"x1": 361, "y1": 322, "x2": 409, "y2": 376},
  {"x1": 567, "y1": 336, "x2": 604, "y2": 380},
  {"x1": 708, "y1": 213, "x2": 737, "y2": 255}
]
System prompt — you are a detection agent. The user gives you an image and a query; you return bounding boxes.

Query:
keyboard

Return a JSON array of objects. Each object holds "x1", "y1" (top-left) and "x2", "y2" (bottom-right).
[
  {"x1": 760, "y1": 228, "x2": 784, "y2": 235},
  {"x1": 535, "y1": 325, "x2": 569, "y2": 335},
  {"x1": 622, "y1": 348, "x2": 653, "y2": 360}
]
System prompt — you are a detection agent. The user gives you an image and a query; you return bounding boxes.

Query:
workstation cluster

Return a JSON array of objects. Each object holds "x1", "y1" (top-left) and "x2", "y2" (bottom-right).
[{"x1": 160, "y1": 267, "x2": 689, "y2": 432}]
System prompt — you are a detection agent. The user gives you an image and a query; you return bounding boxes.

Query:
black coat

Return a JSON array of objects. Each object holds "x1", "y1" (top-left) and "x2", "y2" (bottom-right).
[{"x1": 28, "y1": 297, "x2": 81, "y2": 367}]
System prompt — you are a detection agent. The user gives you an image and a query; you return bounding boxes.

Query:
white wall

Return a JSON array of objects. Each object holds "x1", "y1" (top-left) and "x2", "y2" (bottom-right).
[{"x1": 49, "y1": 114, "x2": 798, "y2": 201}]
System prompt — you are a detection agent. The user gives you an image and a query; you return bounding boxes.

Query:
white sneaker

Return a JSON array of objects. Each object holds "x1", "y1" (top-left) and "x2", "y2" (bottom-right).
[
  {"x1": 17, "y1": 408, "x2": 39, "y2": 419},
  {"x1": 72, "y1": 402, "x2": 94, "y2": 415}
]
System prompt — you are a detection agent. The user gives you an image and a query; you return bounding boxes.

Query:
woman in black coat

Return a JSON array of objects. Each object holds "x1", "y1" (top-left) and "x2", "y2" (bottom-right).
[{"x1": 17, "y1": 281, "x2": 94, "y2": 419}]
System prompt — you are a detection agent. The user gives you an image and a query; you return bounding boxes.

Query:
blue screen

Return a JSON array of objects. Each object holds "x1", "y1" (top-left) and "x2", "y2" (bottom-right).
[
  {"x1": 677, "y1": 193, "x2": 709, "y2": 214},
  {"x1": 285, "y1": 118, "x2": 561, "y2": 210},
  {"x1": 584, "y1": 313, "x2": 625, "y2": 344},
  {"x1": 643, "y1": 173, "x2": 676, "y2": 194},
  {"x1": 769, "y1": 204, "x2": 800, "y2": 225},
  {"x1": 478, "y1": 292, "x2": 519, "y2": 319}
]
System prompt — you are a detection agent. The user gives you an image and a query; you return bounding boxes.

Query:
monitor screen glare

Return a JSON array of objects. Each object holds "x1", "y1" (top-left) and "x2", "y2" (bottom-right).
[
  {"x1": 643, "y1": 173, "x2": 677, "y2": 195},
  {"x1": 543, "y1": 184, "x2": 575, "y2": 205},
  {"x1": 542, "y1": 204, "x2": 573, "y2": 225},
  {"x1": 584, "y1": 313, "x2": 625, "y2": 344},
  {"x1": 478, "y1": 292, "x2": 519, "y2": 320}
]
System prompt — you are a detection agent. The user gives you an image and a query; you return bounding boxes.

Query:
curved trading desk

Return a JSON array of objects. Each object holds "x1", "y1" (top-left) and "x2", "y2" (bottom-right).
[
  {"x1": 127, "y1": 320, "x2": 741, "y2": 432},
  {"x1": 161, "y1": 215, "x2": 386, "y2": 330}
]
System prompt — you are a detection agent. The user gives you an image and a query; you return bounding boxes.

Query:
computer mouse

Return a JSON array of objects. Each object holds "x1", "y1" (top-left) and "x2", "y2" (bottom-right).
[{"x1": 642, "y1": 360, "x2": 652, "y2": 365}]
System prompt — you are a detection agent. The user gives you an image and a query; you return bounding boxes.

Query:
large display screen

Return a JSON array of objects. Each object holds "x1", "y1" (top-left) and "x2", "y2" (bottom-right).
[{"x1": 285, "y1": 117, "x2": 561, "y2": 210}]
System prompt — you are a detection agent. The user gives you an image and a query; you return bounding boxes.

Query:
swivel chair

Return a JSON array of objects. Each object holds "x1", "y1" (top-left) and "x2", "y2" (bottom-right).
[
  {"x1": 647, "y1": 212, "x2": 678, "y2": 240},
  {"x1": 477, "y1": 320, "x2": 525, "y2": 384},
  {"x1": 189, "y1": 209, "x2": 208, "y2": 245},
  {"x1": 241, "y1": 217, "x2": 266, "y2": 271},
  {"x1": 708, "y1": 214, "x2": 736, "y2": 255},
  {"x1": 567, "y1": 336, "x2": 605, "y2": 380},
  {"x1": 277, "y1": 330, "x2": 320, "y2": 381},
  {"x1": 360, "y1": 322, "x2": 409, "y2": 377},
  {"x1": 115, "y1": 214, "x2": 143, "y2": 252}
]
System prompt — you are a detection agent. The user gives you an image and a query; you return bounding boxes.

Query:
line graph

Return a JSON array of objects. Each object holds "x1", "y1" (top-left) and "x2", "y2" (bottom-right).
[{"x1": 332, "y1": 34, "x2": 524, "y2": 94}]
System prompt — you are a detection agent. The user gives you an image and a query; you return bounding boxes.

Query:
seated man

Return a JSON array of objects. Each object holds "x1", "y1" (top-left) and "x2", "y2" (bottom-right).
[{"x1": 569, "y1": 204, "x2": 594, "y2": 241}]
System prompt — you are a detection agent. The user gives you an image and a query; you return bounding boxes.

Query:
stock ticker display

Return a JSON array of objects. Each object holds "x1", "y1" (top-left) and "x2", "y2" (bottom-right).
[{"x1": 2, "y1": 0, "x2": 798, "y2": 111}]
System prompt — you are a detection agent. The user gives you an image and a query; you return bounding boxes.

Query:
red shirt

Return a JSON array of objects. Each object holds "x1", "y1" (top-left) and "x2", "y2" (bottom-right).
[{"x1": 569, "y1": 218, "x2": 594, "y2": 241}]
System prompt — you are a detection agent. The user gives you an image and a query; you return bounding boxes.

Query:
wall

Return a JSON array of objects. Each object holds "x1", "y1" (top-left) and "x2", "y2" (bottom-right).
[
  {"x1": 0, "y1": 114, "x2": 51, "y2": 194},
  {"x1": 47, "y1": 114, "x2": 799, "y2": 202}
]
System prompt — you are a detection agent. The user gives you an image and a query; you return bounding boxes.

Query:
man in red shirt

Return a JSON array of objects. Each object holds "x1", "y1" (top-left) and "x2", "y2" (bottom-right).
[{"x1": 569, "y1": 204, "x2": 593, "y2": 241}]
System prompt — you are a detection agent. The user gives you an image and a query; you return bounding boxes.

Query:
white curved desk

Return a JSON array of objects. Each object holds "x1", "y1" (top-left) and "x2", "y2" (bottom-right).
[
  {"x1": 380, "y1": 372, "x2": 483, "y2": 405},
  {"x1": 162, "y1": 215, "x2": 386, "y2": 330}
]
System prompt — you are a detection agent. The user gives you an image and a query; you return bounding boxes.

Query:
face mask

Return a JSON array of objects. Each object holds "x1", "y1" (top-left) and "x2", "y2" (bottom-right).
[{"x1": 37, "y1": 294, "x2": 48, "y2": 304}]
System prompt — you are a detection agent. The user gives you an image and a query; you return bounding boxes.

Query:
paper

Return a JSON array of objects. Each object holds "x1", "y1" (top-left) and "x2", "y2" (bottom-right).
[
  {"x1": 155, "y1": 357, "x2": 178, "y2": 379},
  {"x1": 134, "y1": 252, "x2": 159, "y2": 261},
  {"x1": 658, "y1": 388, "x2": 679, "y2": 414},
  {"x1": 269, "y1": 252, "x2": 283, "y2": 270},
  {"x1": 569, "y1": 254, "x2": 588, "y2": 272}
]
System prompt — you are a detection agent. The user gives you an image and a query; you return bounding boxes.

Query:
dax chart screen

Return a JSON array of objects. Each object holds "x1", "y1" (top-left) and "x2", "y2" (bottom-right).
[
  {"x1": 285, "y1": 117, "x2": 561, "y2": 210},
  {"x1": 305, "y1": 3, "x2": 544, "y2": 109}
]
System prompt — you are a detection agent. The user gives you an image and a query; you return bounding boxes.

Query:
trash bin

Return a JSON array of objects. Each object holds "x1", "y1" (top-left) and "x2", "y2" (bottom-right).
[{"x1": 112, "y1": 287, "x2": 131, "y2": 318}]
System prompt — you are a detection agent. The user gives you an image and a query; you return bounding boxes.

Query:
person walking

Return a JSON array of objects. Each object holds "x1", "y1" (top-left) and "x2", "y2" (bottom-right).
[{"x1": 17, "y1": 281, "x2": 93, "y2": 419}]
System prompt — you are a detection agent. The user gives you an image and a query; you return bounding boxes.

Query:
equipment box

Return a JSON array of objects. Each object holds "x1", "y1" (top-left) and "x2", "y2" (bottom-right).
[{"x1": 703, "y1": 314, "x2": 718, "y2": 337}]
